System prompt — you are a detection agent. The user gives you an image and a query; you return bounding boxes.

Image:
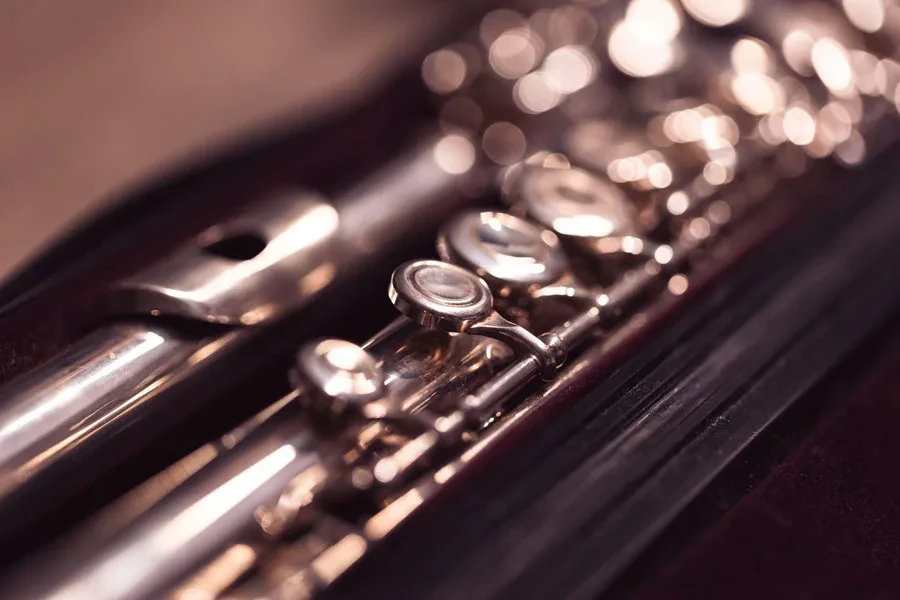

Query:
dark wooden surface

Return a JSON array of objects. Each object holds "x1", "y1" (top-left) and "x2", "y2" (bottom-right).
[{"x1": 630, "y1": 312, "x2": 900, "y2": 600}]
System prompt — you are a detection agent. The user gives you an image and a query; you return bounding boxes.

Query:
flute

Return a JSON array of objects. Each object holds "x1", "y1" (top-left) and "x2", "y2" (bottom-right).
[
  {"x1": 2, "y1": 0, "x2": 900, "y2": 598},
  {"x1": 0, "y1": 130, "x2": 485, "y2": 540}
]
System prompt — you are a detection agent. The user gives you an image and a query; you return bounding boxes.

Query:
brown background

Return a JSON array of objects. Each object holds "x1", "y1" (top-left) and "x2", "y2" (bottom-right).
[{"x1": 0, "y1": 0, "x2": 453, "y2": 284}]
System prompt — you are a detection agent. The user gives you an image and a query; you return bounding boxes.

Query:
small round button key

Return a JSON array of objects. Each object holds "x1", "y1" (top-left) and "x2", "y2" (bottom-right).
[
  {"x1": 292, "y1": 339, "x2": 385, "y2": 419},
  {"x1": 438, "y1": 211, "x2": 610, "y2": 310},
  {"x1": 517, "y1": 166, "x2": 639, "y2": 239},
  {"x1": 509, "y1": 166, "x2": 669, "y2": 263},
  {"x1": 388, "y1": 259, "x2": 494, "y2": 332},
  {"x1": 389, "y1": 260, "x2": 566, "y2": 378},
  {"x1": 437, "y1": 211, "x2": 569, "y2": 296}
]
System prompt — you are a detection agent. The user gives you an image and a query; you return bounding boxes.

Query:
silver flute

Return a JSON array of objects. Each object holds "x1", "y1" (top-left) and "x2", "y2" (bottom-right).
[
  {"x1": 0, "y1": 129, "x2": 487, "y2": 535},
  {"x1": 3, "y1": 0, "x2": 900, "y2": 598}
]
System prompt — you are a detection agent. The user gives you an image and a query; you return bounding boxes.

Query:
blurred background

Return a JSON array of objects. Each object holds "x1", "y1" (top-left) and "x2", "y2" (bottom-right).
[{"x1": 0, "y1": 0, "x2": 462, "y2": 284}]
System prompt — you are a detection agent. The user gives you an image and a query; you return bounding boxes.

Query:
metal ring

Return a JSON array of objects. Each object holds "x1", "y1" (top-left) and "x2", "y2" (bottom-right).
[
  {"x1": 389, "y1": 260, "x2": 494, "y2": 332},
  {"x1": 437, "y1": 211, "x2": 569, "y2": 294},
  {"x1": 517, "y1": 167, "x2": 639, "y2": 239},
  {"x1": 293, "y1": 339, "x2": 385, "y2": 415}
]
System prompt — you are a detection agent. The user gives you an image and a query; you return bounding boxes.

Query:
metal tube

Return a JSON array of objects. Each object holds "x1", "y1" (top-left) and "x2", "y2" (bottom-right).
[
  {"x1": 0, "y1": 131, "x2": 482, "y2": 538},
  {"x1": 0, "y1": 324, "x2": 198, "y2": 471},
  {"x1": 1, "y1": 405, "x2": 323, "y2": 600},
  {"x1": 0, "y1": 318, "x2": 512, "y2": 600}
]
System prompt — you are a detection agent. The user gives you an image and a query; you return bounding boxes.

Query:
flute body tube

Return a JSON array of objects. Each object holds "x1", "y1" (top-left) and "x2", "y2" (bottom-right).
[
  {"x1": 0, "y1": 132, "x2": 480, "y2": 538},
  {"x1": 3, "y1": 321, "x2": 511, "y2": 600}
]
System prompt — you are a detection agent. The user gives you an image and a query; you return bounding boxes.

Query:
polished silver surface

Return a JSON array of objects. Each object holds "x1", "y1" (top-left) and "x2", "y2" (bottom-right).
[
  {"x1": 390, "y1": 260, "x2": 562, "y2": 376},
  {"x1": 292, "y1": 339, "x2": 386, "y2": 419},
  {"x1": 438, "y1": 211, "x2": 669, "y2": 315},
  {"x1": 0, "y1": 130, "x2": 483, "y2": 535},
  {"x1": 3, "y1": 406, "x2": 325, "y2": 600},
  {"x1": 3, "y1": 1, "x2": 900, "y2": 599},
  {"x1": 437, "y1": 210, "x2": 597, "y2": 313},
  {"x1": 106, "y1": 193, "x2": 340, "y2": 325},
  {"x1": 437, "y1": 211, "x2": 569, "y2": 294},
  {"x1": 389, "y1": 259, "x2": 494, "y2": 332},
  {"x1": 514, "y1": 166, "x2": 639, "y2": 239},
  {"x1": 4, "y1": 319, "x2": 513, "y2": 600},
  {"x1": 363, "y1": 318, "x2": 513, "y2": 415},
  {"x1": 0, "y1": 324, "x2": 203, "y2": 499},
  {"x1": 510, "y1": 165, "x2": 666, "y2": 261}
]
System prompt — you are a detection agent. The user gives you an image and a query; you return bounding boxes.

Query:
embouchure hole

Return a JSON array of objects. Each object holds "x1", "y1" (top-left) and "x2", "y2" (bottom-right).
[{"x1": 201, "y1": 233, "x2": 267, "y2": 261}]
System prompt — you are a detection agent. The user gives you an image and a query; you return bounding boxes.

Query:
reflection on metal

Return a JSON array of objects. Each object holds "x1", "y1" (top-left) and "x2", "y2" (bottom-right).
[
  {"x1": 438, "y1": 211, "x2": 570, "y2": 292},
  {"x1": 3, "y1": 1, "x2": 900, "y2": 599},
  {"x1": 432, "y1": 133, "x2": 477, "y2": 175},
  {"x1": 5, "y1": 319, "x2": 512, "y2": 599},
  {"x1": 0, "y1": 132, "x2": 482, "y2": 538},
  {"x1": 609, "y1": 0, "x2": 683, "y2": 77},
  {"x1": 680, "y1": 0, "x2": 747, "y2": 27},
  {"x1": 107, "y1": 194, "x2": 339, "y2": 325},
  {"x1": 0, "y1": 325, "x2": 202, "y2": 496},
  {"x1": 514, "y1": 166, "x2": 638, "y2": 238},
  {"x1": 292, "y1": 339, "x2": 386, "y2": 422},
  {"x1": 42, "y1": 416, "x2": 324, "y2": 600}
]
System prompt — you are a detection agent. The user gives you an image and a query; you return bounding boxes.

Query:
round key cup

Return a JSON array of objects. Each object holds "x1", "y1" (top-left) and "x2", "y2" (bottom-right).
[
  {"x1": 293, "y1": 338, "x2": 445, "y2": 431},
  {"x1": 437, "y1": 211, "x2": 608, "y2": 310},
  {"x1": 291, "y1": 339, "x2": 387, "y2": 421},
  {"x1": 389, "y1": 260, "x2": 565, "y2": 378},
  {"x1": 510, "y1": 166, "x2": 665, "y2": 261}
]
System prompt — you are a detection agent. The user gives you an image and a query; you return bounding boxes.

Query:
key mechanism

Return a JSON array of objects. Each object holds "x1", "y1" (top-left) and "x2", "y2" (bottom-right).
[
  {"x1": 292, "y1": 336, "x2": 474, "y2": 492},
  {"x1": 510, "y1": 166, "x2": 666, "y2": 261},
  {"x1": 437, "y1": 210, "x2": 569, "y2": 295},
  {"x1": 291, "y1": 339, "x2": 387, "y2": 422},
  {"x1": 389, "y1": 260, "x2": 566, "y2": 379},
  {"x1": 292, "y1": 338, "x2": 445, "y2": 436},
  {"x1": 438, "y1": 211, "x2": 617, "y2": 311}
]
